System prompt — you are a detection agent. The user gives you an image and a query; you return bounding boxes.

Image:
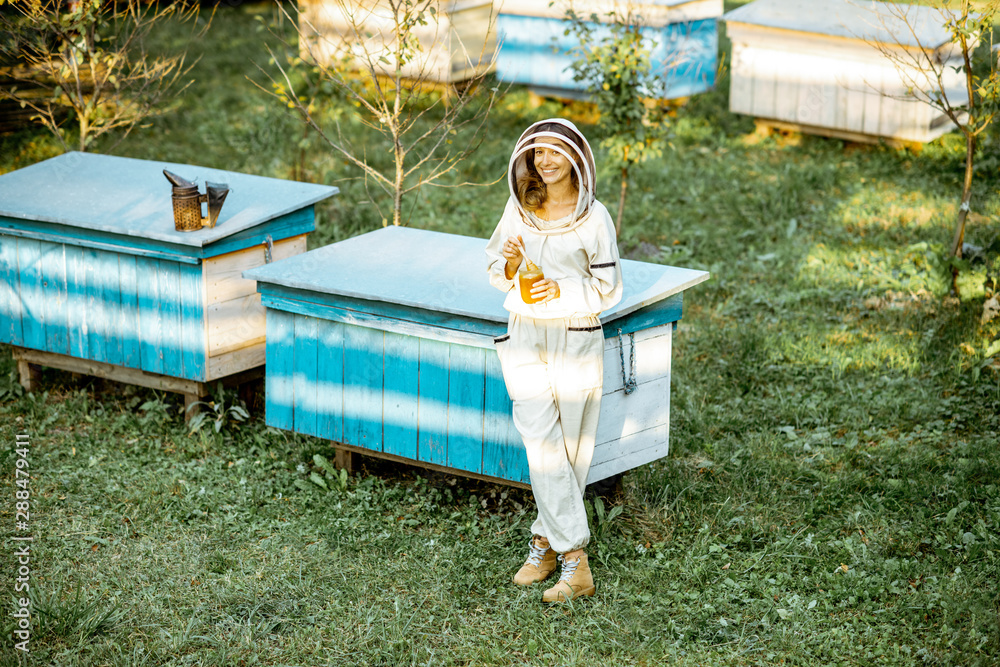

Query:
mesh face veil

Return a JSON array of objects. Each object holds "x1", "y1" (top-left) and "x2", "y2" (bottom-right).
[{"x1": 507, "y1": 118, "x2": 597, "y2": 234}]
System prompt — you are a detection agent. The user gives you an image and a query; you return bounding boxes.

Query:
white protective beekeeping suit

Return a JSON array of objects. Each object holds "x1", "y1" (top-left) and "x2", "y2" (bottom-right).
[{"x1": 485, "y1": 118, "x2": 624, "y2": 554}]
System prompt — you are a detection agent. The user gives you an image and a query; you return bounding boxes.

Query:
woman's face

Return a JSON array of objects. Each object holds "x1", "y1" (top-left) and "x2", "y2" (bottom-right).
[{"x1": 533, "y1": 137, "x2": 576, "y2": 190}]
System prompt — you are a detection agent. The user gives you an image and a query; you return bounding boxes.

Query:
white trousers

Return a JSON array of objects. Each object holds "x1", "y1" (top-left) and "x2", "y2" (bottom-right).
[{"x1": 496, "y1": 313, "x2": 604, "y2": 554}]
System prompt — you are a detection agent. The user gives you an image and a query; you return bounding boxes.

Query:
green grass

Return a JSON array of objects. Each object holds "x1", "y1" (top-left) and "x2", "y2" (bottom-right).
[{"x1": 1, "y1": 2, "x2": 1000, "y2": 665}]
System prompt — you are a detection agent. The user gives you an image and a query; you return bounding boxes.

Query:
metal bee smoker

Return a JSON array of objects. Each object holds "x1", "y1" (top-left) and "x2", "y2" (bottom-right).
[{"x1": 164, "y1": 169, "x2": 230, "y2": 232}]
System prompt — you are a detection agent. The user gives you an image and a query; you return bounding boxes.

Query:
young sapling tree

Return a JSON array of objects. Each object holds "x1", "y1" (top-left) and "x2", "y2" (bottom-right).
[
  {"x1": 864, "y1": 0, "x2": 1000, "y2": 296},
  {"x1": 0, "y1": 0, "x2": 209, "y2": 152},
  {"x1": 259, "y1": 0, "x2": 502, "y2": 227}
]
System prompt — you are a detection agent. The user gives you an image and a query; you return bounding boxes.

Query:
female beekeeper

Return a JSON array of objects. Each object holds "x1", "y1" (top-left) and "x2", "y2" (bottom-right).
[{"x1": 485, "y1": 119, "x2": 623, "y2": 603}]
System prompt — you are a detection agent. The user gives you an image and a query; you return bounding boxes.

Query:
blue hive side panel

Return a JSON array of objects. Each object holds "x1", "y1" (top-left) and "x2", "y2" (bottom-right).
[
  {"x1": 177, "y1": 263, "x2": 205, "y2": 380},
  {"x1": 496, "y1": 15, "x2": 718, "y2": 98},
  {"x1": 136, "y1": 257, "x2": 164, "y2": 375},
  {"x1": 2, "y1": 237, "x2": 206, "y2": 381},
  {"x1": 65, "y1": 245, "x2": 88, "y2": 358}
]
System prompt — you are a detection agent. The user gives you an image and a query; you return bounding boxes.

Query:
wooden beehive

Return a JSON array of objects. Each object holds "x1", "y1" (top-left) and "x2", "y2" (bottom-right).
[
  {"x1": 723, "y1": 0, "x2": 969, "y2": 144},
  {"x1": 0, "y1": 152, "x2": 338, "y2": 408},
  {"x1": 298, "y1": 0, "x2": 497, "y2": 84},
  {"x1": 495, "y1": 0, "x2": 723, "y2": 100},
  {"x1": 246, "y1": 226, "x2": 709, "y2": 487}
]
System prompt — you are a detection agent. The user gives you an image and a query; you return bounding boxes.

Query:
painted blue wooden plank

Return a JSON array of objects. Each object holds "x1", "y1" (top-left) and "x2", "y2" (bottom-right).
[
  {"x1": 417, "y1": 338, "x2": 450, "y2": 466},
  {"x1": 446, "y1": 344, "x2": 486, "y2": 475},
  {"x1": 293, "y1": 314, "x2": 320, "y2": 438},
  {"x1": 0, "y1": 235, "x2": 25, "y2": 346},
  {"x1": 176, "y1": 262, "x2": 204, "y2": 381},
  {"x1": 157, "y1": 260, "x2": 182, "y2": 374},
  {"x1": 343, "y1": 325, "x2": 384, "y2": 453},
  {"x1": 265, "y1": 309, "x2": 295, "y2": 431},
  {"x1": 136, "y1": 257, "x2": 163, "y2": 375},
  {"x1": 383, "y1": 331, "x2": 419, "y2": 461},
  {"x1": 316, "y1": 318, "x2": 345, "y2": 443},
  {"x1": 483, "y1": 352, "x2": 529, "y2": 484},
  {"x1": 100, "y1": 252, "x2": 124, "y2": 366},
  {"x1": 17, "y1": 238, "x2": 45, "y2": 351},
  {"x1": 84, "y1": 248, "x2": 112, "y2": 364},
  {"x1": 118, "y1": 254, "x2": 143, "y2": 370},
  {"x1": 64, "y1": 245, "x2": 88, "y2": 358},
  {"x1": 39, "y1": 241, "x2": 69, "y2": 355}
]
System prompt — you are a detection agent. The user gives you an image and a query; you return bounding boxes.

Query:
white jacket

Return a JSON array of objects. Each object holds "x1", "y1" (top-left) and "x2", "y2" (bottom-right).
[{"x1": 485, "y1": 118, "x2": 624, "y2": 319}]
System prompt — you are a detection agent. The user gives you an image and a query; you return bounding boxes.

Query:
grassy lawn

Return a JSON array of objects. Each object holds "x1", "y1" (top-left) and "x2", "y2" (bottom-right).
[{"x1": 1, "y1": 2, "x2": 999, "y2": 665}]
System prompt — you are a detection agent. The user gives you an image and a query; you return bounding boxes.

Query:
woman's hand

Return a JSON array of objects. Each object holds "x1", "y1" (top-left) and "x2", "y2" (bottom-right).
[
  {"x1": 530, "y1": 278, "x2": 560, "y2": 304},
  {"x1": 503, "y1": 235, "x2": 525, "y2": 279}
]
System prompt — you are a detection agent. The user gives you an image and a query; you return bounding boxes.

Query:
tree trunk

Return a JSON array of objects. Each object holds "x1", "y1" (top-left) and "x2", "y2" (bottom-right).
[
  {"x1": 615, "y1": 165, "x2": 628, "y2": 236},
  {"x1": 948, "y1": 131, "x2": 976, "y2": 295}
]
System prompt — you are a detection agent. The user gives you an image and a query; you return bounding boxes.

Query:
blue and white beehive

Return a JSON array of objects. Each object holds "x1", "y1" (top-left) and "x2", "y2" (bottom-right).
[
  {"x1": 246, "y1": 226, "x2": 709, "y2": 487},
  {"x1": 495, "y1": 0, "x2": 723, "y2": 100},
  {"x1": 0, "y1": 152, "x2": 337, "y2": 405}
]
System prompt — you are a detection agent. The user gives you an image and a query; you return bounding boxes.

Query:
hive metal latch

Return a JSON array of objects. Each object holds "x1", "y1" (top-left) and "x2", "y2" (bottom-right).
[{"x1": 617, "y1": 327, "x2": 637, "y2": 395}]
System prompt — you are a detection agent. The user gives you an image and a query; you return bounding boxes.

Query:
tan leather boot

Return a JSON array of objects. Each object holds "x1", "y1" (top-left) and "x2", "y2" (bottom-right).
[
  {"x1": 513, "y1": 536, "x2": 558, "y2": 586},
  {"x1": 542, "y1": 553, "x2": 595, "y2": 603}
]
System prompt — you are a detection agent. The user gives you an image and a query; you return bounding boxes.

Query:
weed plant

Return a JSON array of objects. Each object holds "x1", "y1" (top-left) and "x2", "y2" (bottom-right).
[{"x1": 1, "y1": 2, "x2": 999, "y2": 665}]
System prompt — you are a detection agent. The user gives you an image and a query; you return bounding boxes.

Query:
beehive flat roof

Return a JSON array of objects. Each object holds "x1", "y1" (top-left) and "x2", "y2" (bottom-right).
[
  {"x1": 0, "y1": 152, "x2": 338, "y2": 248},
  {"x1": 246, "y1": 225, "x2": 710, "y2": 326}
]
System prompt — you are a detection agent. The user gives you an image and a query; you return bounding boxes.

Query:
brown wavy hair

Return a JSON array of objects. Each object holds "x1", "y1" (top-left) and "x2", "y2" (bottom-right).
[{"x1": 515, "y1": 123, "x2": 584, "y2": 212}]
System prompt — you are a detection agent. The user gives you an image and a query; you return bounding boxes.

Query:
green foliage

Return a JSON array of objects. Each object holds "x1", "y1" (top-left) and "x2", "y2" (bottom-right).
[
  {"x1": 295, "y1": 452, "x2": 349, "y2": 494},
  {"x1": 186, "y1": 383, "x2": 249, "y2": 436}
]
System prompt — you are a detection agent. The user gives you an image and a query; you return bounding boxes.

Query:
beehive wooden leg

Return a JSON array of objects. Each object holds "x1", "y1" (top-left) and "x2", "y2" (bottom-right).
[
  {"x1": 15, "y1": 358, "x2": 40, "y2": 393},
  {"x1": 183, "y1": 393, "x2": 203, "y2": 424},
  {"x1": 334, "y1": 448, "x2": 355, "y2": 473}
]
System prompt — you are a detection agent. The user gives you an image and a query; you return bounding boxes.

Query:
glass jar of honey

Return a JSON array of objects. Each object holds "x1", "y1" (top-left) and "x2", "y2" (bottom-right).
[{"x1": 518, "y1": 267, "x2": 545, "y2": 304}]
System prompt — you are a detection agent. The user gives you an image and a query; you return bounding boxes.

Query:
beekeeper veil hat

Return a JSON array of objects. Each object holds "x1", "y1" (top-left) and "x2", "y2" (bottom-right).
[{"x1": 508, "y1": 118, "x2": 597, "y2": 234}]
